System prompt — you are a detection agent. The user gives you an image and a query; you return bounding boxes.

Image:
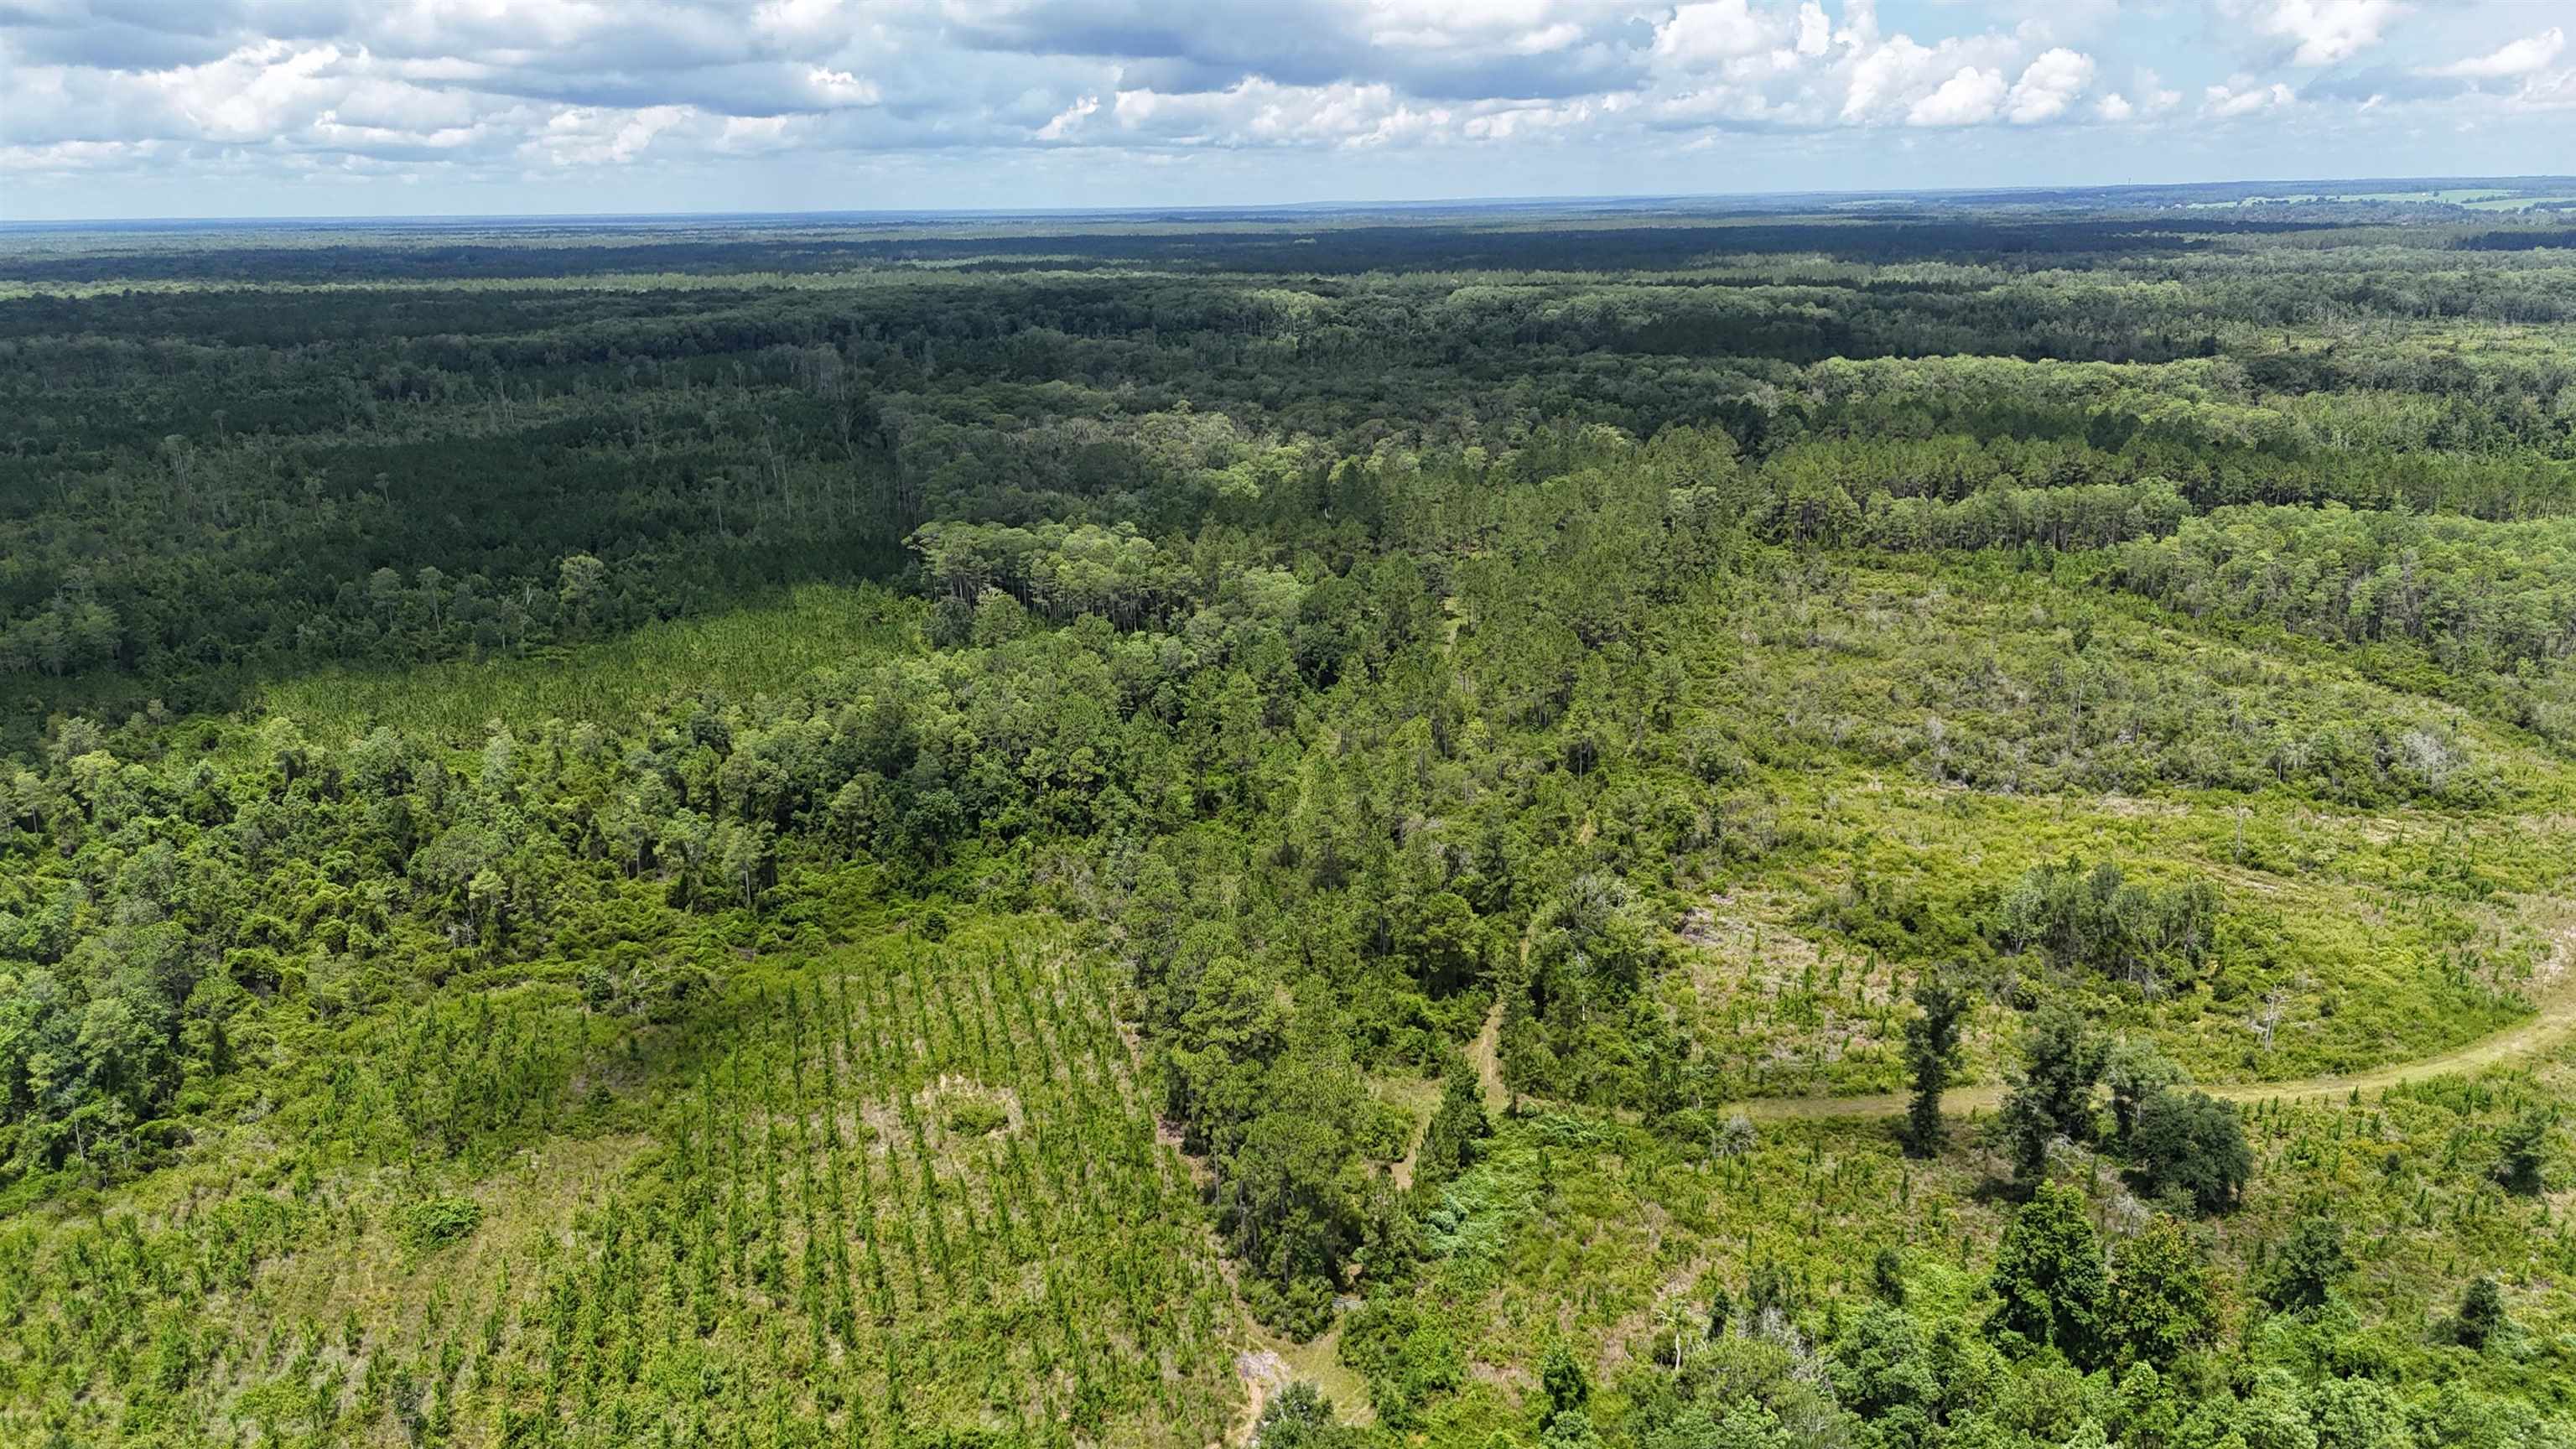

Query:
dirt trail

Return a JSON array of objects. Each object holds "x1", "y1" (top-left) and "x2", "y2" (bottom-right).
[
  {"x1": 1461, "y1": 911, "x2": 1541, "y2": 1118},
  {"x1": 1467, "y1": 1000, "x2": 1509, "y2": 1114},
  {"x1": 1726, "y1": 973, "x2": 2576, "y2": 1123},
  {"x1": 1227, "y1": 1323, "x2": 1371, "y2": 1446}
]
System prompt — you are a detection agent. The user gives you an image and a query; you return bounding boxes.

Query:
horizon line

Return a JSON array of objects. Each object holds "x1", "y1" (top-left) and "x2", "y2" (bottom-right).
[{"x1": 8, "y1": 172, "x2": 2576, "y2": 231}]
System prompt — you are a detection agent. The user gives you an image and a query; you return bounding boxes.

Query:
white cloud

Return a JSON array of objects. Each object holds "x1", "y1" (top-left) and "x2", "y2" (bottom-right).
[
  {"x1": 1035, "y1": 93, "x2": 1098, "y2": 140},
  {"x1": 2513, "y1": 65, "x2": 2576, "y2": 107},
  {"x1": 1841, "y1": 29, "x2": 2021, "y2": 127},
  {"x1": 2205, "y1": 79, "x2": 2296, "y2": 116},
  {"x1": 1909, "y1": 65, "x2": 2007, "y2": 126},
  {"x1": 1657, "y1": 0, "x2": 1785, "y2": 63},
  {"x1": 1793, "y1": 0, "x2": 1830, "y2": 57},
  {"x1": 803, "y1": 67, "x2": 883, "y2": 106},
  {"x1": 2425, "y1": 27, "x2": 2563, "y2": 80},
  {"x1": 2096, "y1": 63, "x2": 2181, "y2": 122},
  {"x1": 1103, "y1": 78, "x2": 1454, "y2": 149},
  {"x1": 525, "y1": 105, "x2": 693, "y2": 168},
  {"x1": 2223, "y1": 0, "x2": 2404, "y2": 68},
  {"x1": 2003, "y1": 47, "x2": 2094, "y2": 122}
]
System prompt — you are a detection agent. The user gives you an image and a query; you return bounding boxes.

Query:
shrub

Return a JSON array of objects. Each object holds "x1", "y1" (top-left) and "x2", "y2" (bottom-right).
[{"x1": 401, "y1": 1196, "x2": 483, "y2": 1254}]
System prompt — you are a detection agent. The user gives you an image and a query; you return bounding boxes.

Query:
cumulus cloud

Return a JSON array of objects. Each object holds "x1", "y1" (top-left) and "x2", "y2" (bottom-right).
[
  {"x1": 2004, "y1": 48, "x2": 2095, "y2": 122},
  {"x1": 1658, "y1": 0, "x2": 1788, "y2": 63},
  {"x1": 2094, "y1": 65, "x2": 2182, "y2": 121},
  {"x1": 1908, "y1": 66, "x2": 2007, "y2": 126},
  {"x1": 2222, "y1": 0, "x2": 2404, "y2": 67}
]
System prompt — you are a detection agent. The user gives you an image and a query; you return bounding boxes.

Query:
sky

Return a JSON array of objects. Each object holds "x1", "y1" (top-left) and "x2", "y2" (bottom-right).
[{"x1": 1, "y1": 0, "x2": 2570, "y2": 221}]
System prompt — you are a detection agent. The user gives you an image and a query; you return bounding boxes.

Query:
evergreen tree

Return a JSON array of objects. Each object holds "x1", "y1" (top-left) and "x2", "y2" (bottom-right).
[
  {"x1": 2493, "y1": 1109, "x2": 2553, "y2": 1196},
  {"x1": 2454, "y1": 1277, "x2": 2507, "y2": 1350},
  {"x1": 1413, "y1": 1056, "x2": 1491, "y2": 1194},
  {"x1": 1901, "y1": 977, "x2": 1970, "y2": 1158},
  {"x1": 2127, "y1": 1089, "x2": 2251, "y2": 1213},
  {"x1": 2258, "y1": 1215, "x2": 2350, "y2": 1314},
  {"x1": 2000, "y1": 1005, "x2": 2108, "y2": 1184}
]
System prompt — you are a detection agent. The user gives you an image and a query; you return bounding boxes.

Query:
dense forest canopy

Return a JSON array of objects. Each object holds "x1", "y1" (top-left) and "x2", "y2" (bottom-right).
[{"x1": 2, "y1": 182, "x2": 2574, "y2": 1449}]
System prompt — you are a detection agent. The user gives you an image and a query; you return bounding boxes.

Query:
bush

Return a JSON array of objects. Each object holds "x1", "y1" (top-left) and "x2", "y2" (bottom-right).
[
  {"x1": 401, "y1": 1196, "x2": 483, "y2": 1254},
  {"x1": 944, "y1": 1098, "x2": 1010, "y2": 1136},
  {"x1": 2453, "y1": 1276, "x2": 2506, "y2": 1349},
  {"x1": 2492, "y1": 1109, "x2": 2553, "y2": 1195}
]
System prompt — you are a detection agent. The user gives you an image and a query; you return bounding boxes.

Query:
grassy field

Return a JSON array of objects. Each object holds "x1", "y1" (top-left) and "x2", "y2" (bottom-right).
[
  {"x1": 1592, "y1": 560, "x2": 2576, "y2": 1098},
  {"x1": 262, "y1": 584, "x2": 918, "y2": 743}
]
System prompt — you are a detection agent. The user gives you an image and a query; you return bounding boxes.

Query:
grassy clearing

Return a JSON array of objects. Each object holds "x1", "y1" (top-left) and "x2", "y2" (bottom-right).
[
  {"x1": 262, "y1": 584, "x2": 917, "y2": 743},
  {"x1": 1649, "y1": 561, "x2": 2576, "y2": 1097}
]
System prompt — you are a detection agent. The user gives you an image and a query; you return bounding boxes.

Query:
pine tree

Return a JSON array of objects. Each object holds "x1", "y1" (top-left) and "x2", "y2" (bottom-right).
[{"x1": 1902, "y1": 977, "x2": 1970, "y2": 1158}]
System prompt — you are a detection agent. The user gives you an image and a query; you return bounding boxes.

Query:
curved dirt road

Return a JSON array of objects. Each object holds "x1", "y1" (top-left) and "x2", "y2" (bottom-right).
[{"x1": 1723, "y1": 974, "x2": 2576, "y2": 1123}]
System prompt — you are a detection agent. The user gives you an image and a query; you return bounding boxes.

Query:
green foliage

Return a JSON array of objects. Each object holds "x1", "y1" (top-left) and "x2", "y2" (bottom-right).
[
  {"x1": 1998, "y1": 1006, "x2": 2110, "y2": 1182},
  {"x1": 1902, "y1": 976, "x2": 1970, "y2": 1157},
  {"x1": 2001, "y1": 857, "x2": 2218, "y2": 990},
  {"x1": 1415, "y1": 1058, "x2": 1493, "y2": 1195},
  {"x1": 2491, "y1": 1109, "x2": 2555, "y2": 1196},
  {"x1": 2103, "y1": 1038, "x2": 2189, "y2": 1143},
  {"x1": 2454, "y1": 1277, "x2": 2508, "y2": 1350},
  {"x1": 2259, "y1": 1215, "x2": 2352, "y2": 1314},
  {"x1": 2127, "y1": 1089, "x2": 2251, "y2": 1213},
  {"x1": 1987, "y1": 1182, "x2": 2111, "y2": 1368},
  {"x1": 2107, "y1": 1215, "x2": 2220, "y2": 1367},
  {"x1": 1228, "y1": 997, "x2": 1370, "y2": 1336},
  {"x1": 1256, "y1": 1381, "x2": 1363, "y2": 1448},
  {"x1": 1540, "y1": 1343, "x2": 1591, "y2": 1417},
  {"x1": 942, "y1": 1096, "x2": 1010, "y2": 1137},
  {"x1": 397, "y1": 1195, "x2": 482, "y2": 1254}
]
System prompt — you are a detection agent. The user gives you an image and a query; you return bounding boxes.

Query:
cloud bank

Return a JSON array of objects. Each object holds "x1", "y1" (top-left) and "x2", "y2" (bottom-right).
[{"x1": 2, "y1": 0, "x2": 2569, "y2": 216}]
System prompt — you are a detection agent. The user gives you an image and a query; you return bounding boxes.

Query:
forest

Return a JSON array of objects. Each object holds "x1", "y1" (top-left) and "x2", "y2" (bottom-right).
[{"x1": 1, "y1": 183, "x2": 2573, "y2": 1448}]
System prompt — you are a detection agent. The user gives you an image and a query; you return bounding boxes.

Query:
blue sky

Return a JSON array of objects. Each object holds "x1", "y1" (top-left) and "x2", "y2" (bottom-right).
[{"x1": 2, "y1": 0, "x2": 2568, "y2": 220}]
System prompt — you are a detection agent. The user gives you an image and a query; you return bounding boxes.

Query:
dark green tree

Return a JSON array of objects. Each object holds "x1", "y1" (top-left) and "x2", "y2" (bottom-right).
[
  {"x1": 1412, "y1": 1057, "x2": 1490, "y2": 1194},
  {"x1": 1226, "y1": 995, "x2": 1366, "y2": 1335},
  {"x1": 2127, "y1": 1090, "x2": 2251, "y2": 1213},
  {"x1": 1872, "y1": 1246, "x2": 1909, "y2": 1306},
  {"x1": 1999, "y1": 1005, "x2": 2107, "y2": 1183},
  {"x1": 2257, "y1": 1215, "x2": 2350, "y2": 1314},
  {"x1": 1539, "y1": 1343, "x2": 1590, "y2": 1418},
  {"x1": 1901, "y1": 977, "x2": 1969, "y2": 1157},
  {"x1": 2493, "y1": 1109, "x2": 2553, "y2": 1196},
  {"x1": 1986, "y1": 1182, "x2": 2110, "y2": 1368},
  {"x1": 2454, "y1": 1276, "x2": 2506, "y2": 1350},
  {"x1": 1252, "y1": 1381, "x2": 1357, "y2": 1448}
]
